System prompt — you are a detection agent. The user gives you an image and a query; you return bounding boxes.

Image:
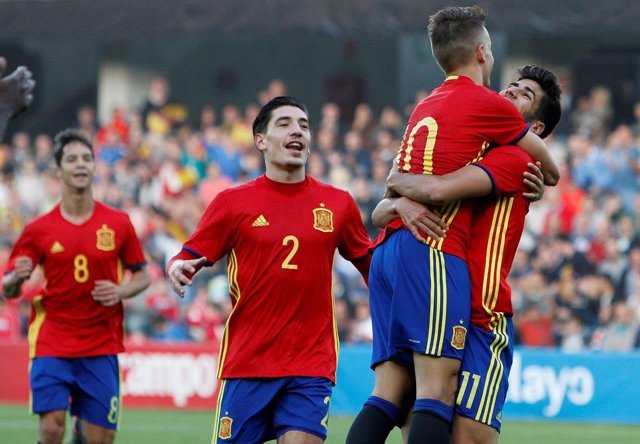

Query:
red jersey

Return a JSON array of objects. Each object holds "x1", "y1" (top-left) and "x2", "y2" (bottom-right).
[
  {"x1": 467, "y1": 147, "x2": 532, "y2": 328},
  {"x1": 378, "y1": 75, "x2": 529, "y2": 260},
  {"x1": 7, "y1": 202, "x2": 146, "y2": 358},
  {"x1": 171, "y1": 175, "x2": 371, "y2": 383}
]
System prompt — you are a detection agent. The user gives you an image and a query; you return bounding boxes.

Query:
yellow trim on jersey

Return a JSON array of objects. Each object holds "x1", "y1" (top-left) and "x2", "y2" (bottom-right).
[
  {"x1": 117, "y1": 359, "x2": 123, "y2": 429},
  {"x1": 28, "y1": 359, "x2": 33, "y2": 414},
  {"x1": 475, "y1": 315, "x2": 509, "y2": 424},
  {"x1": 217, "y1": 250, "x2": 240, "y2": 379},
  {"x1": 482, "y1": 197, "x2": 514, "y2": 323},
  {"x1": 425, "y1": 248, "x2": 447, "y2": 355},
  {"x1": 331, "y1": 287, "x2": 340, "y2": 383},
  {"x1": 212, "y1": 380, "x2": 227, "y2": 444},
  {"x1": 117, "y1": 259, "x2": 123, "y2": 284},
  {"x1": 427, "y1": 200, "x2": 461, "y2": 250},
  {"x1": 27, "y1": 296, "x2": 45, "y2": 358}
]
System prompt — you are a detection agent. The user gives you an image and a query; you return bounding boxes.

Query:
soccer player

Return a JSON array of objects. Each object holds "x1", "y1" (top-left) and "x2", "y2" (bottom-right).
[
  {"x1": 373, "y1": 65, "x2": 562, "y2": 444},
  {"x1": 346, "y1": 7, "x2": 559, "y2": 444},
  {"x1": 167, "y1": 96, "x2": 372, "y2": 444},
  {"x1": 0, "y1": 56, "x2": 35, "y2": 141},
  {"x1": 2, "y1": 129, "x2": 150, "y2": 444}
]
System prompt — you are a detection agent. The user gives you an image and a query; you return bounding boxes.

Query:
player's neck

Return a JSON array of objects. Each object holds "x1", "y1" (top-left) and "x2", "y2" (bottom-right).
[
  {"x1": 448, "y1": 65, "x2": 483, "y2": 86},
  {"x1": 60, "y1": 188, "x2": 95, "y2": 224},
  {"x1": 264, "y1": 166, "x2": 306, "y2": 184}
]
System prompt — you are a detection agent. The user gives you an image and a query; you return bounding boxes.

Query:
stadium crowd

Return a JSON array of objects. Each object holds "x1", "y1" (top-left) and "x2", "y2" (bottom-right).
[{"x1": 1, "y1": 75, "x2": 640, "y2": 352}]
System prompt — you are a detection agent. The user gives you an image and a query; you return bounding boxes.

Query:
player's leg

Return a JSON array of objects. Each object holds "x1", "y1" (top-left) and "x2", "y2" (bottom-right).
[
  {"x1": 39, "y1": 410, "x2": 67, "y2": 444},
  {"x1": 408, "y1": 354, "x2": 460, "y2": 444},
  {"x1": 347, "y1": 360, "x2": 413, "y2": 444},
  {"x1": 212, "y1": 378, "x2": 277, "y2": 443},
  {"x1": 347, "y1": 237, "x2": 413, "y2": 444},
  {"x1": 452, "y1": 317, "x2": 514, "y2": 444},
  {"x1": 387, "y1": 240, "x2": 470, "y2": 444},
  {"x1": 451, "y1": 416, "x2": 499, "y2": 444},
  {"x1": 274, "y1": 377, "x2": 333, "y2": 444},
  {"x1": 278, "y1": 430, "x2": 323, "y2": 444},
  {"x1": 70, "y1": 356, "x2": 120, "y2": 444},
  {"x1": 30, "y1": 357, "x2": 74, "y2": 444}
]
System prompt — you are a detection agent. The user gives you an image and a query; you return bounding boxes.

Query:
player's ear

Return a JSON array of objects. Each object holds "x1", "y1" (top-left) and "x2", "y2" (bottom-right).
[
  {"x1": 254, "y1": 133, "x2": 266, "y2": 153},
  {"x1": 530, "y1": 121, "x2": 545, "y2": 136},
  {"x1": 476, "y1": 44, "x2": 487, "y2": 63}
]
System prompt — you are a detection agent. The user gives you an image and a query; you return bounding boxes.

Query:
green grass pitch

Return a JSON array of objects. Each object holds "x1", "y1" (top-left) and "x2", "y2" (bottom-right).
[{"x1": 2, "y1": 403, "x2": 640, "y2": 443}]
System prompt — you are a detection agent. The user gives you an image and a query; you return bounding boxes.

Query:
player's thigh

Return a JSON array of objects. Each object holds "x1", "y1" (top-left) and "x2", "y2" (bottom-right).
[
  {"x1": 39, "y1": 409, "x2": 67, "y2": 442},
  {"x1": 71, "y1": 356, "x2": 120, "y2": 431},
  {"x1": 30, "y1": 357, "x2": 74, "y2": 414},
  {"x1": 278, "y1": 429, "x2": 324, "y2": 444},
  {"x1": 455, "y1": 318, "x2": 514, "y2": 433},
  {"x1": 274, "y1": 377, "x2": 333, "y2": 442},
  {"x1": 213, "y1": 378, "x2": 277, "y2": 443},
  {"x1": 451, "y1": 415, "x2": 499, "y2": 444},
  {"x1": 413, "y1": 353, "x2": 460, "y2": 403},
  {"x1": 389, "y1": 231, "x2": 471, "y2": 360},
  {"x1": 80, "y1": 420, "x2": 116, "y2": 444},
  {"x1": 371, "y1": 359, "x2": 414, "y2": 406}
]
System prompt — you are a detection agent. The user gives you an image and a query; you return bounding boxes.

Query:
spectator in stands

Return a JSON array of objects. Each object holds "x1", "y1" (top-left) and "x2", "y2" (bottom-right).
[
  {"x1": 592, "y1": 301, "x2": 640, "y2": 350},
  {"x1": 515, "y1": 300, "x2": 555, "y2": 347},
  {"x1": 73, "y1": 104, "x2": 99, "y2": 140}
]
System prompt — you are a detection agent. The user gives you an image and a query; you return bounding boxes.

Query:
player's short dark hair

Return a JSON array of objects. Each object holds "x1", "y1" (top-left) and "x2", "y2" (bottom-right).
[
  {"x1": 518, "y1": 65, "x2": 562, "y2": 139},
  {"x1": 252, "y1": 96, "x2": 309, "y2": 136},
  {"x1": 53, "y1": 128, "x2": 94, "y2": 167},
  {"x1": 428, "y1": 6, "x2": 487, "y2": 73}
]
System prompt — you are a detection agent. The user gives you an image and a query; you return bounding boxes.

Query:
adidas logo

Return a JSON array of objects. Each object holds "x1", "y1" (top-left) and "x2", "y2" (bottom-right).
[
  {"x1": 251, "y1": 215, "x2": 269, "y2": 227},
  {"x1": 50, "y1": 241, "x2": 64, "y2": 254}
]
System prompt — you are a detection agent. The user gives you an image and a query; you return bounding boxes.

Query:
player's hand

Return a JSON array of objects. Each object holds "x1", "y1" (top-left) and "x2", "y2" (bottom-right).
[
  {"x1": 168, "y1": 256, "x2": 207, "y2": 298},
  {"x1": 12, "y1": 256, "x2": 34, "y2": 283},
  {"x1": 523, "y1": 161, "x2": 545, "y2": 202},
  {"x1": 0, "y1": 58, "x2": 35, "y2": 118},
  {"x1": 92, "y1": 280, "x2": 122, "y2": 306},
  {"x1": 395, "y1": 197, "x2": 447, "y2": 243}
]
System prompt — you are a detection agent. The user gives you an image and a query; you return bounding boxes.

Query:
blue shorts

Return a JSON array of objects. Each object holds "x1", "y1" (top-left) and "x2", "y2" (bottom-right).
[
  {"x1": 30, "y1": 356, "x2": 120, "y2": 430},
  {"x1": 213, "y1": 377, "x2": 332, "y2": 443},
  {"x1": 455, "y1": 316, "x2": 514, "y2": 432},
  {"x1": 370, "y1": 229, "x2": 470, "y2": 368}
]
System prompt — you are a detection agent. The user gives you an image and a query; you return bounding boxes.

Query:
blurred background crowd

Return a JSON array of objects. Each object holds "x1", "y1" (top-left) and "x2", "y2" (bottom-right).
[{"x1": 2, "y1": 73, "x2": 640, "y2": 353}]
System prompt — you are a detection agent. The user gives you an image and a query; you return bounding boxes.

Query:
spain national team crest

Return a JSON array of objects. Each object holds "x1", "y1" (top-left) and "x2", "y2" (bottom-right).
[
  {"x1": 313, "y1": 204, "x2": 334, "y2": 233},
  {"x1": 451, "y1": 325, "x2": 467, "y2": 350},
  {"x1": 96, "y1": 224, "x2": 115, "y2": 251},
  {"x1": 218, "y1": 416, "x2": 233, "y2": 439}
]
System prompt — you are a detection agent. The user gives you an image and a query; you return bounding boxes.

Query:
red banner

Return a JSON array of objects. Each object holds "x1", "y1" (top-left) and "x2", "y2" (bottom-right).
[{"x1": 0, "y1": 340, "x2": 220, "y2": 410}]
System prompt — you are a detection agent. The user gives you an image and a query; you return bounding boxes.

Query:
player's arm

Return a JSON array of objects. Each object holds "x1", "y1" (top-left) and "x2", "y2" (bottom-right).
[
  {"x1": 372, "y1": 197, "x2": 447, "y2": 243},
  {"x1": 167, "y1": 255, "x2": 208, "y2": 298},
  {"x1": 386, "y1": 166, "x2": 494, "y2": 205},
  {"x1": 516, "y1": 131, "x2": 559, "y2": 186},
  {"x1": 92, "y1": 267, "x2": 151, "y2": 307},
  {"x1": 2, "y1": 256, "x2": 34, "y2": 299}
]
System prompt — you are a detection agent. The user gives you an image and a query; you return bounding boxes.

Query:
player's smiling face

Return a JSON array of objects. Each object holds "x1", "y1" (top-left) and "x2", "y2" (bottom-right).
[
  {"x1": 500, "y1": 79, "x2": 544, "y2": 121},
  {"x1": 256, "y1": 105, "x2": 311, "y2": 171},
  {"x1": 57, "y1": 141, "x2": 95, "y2": 190}
]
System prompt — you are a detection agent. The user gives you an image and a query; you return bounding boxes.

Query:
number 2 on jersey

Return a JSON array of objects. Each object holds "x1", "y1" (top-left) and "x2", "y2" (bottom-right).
[{"x1": 281, "y1": 235, "x2": 299, "y2": 270}]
